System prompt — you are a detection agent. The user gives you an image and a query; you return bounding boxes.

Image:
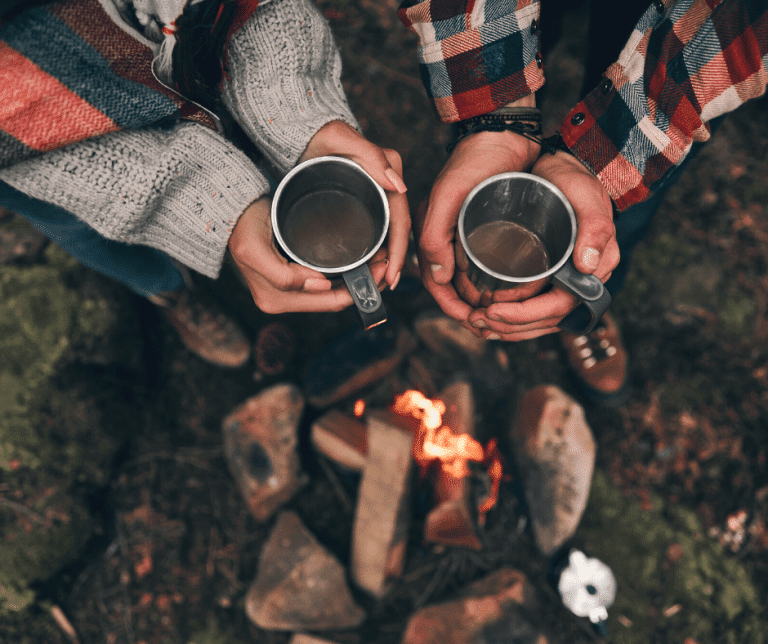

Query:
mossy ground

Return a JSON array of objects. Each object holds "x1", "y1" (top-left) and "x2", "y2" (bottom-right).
[{"x1": 3, "y1": 1, "x2": 768, "y2": 643}]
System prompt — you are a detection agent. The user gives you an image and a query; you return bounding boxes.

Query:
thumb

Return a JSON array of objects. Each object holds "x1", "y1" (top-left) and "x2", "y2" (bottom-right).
[
  {"x1": 569, "y1": 195, "x2": 615, "y2": 275},
  {"x1": 416, "y1": 198, "x2": 456, "y2": 285}
]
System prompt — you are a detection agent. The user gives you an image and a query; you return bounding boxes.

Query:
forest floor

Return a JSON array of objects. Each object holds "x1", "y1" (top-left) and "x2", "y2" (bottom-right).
[{"x1": 2, "y1": 1, "x2": 768, "y2": 643}]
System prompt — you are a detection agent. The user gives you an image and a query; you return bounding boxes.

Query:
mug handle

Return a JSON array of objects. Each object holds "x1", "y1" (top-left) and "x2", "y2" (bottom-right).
[
  {"x1": 551, "y1": 260, "x2": 611, "y2": 334},
  {"x1": 342, "y1": 264, "x2": 387, "y2": 330}
]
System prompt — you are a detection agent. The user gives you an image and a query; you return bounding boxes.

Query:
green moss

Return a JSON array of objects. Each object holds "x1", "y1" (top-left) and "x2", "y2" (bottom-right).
[
  {"x1": 615, "y1": 232, "x2": 703, "y2": 310},
  {"x1": 579, "y1": 471, "x2": 766, "y2": 644},
  {"x1": 717, "y1": 288, "x2": 757, "y2": 337},
  {"x1": 187, "y1": 616, "x2": 248, "y2": 644},
  {"x1": 0, "y1": 245, "x2": 128, "y2": 619}
]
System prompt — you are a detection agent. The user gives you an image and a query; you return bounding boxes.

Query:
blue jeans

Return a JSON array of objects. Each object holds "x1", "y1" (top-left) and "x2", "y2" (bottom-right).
[{"x1": 0, "y1": 179, "x2": 184, "y2": 298}]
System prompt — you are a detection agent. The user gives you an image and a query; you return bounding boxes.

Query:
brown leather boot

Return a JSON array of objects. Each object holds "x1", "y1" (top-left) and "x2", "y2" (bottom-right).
[
  {"x1": 559, "y1": 312, "x2": 629, "y2": 407},
  {"x1": 149, "y1": 288, "x2": 250, "y2": 368}
]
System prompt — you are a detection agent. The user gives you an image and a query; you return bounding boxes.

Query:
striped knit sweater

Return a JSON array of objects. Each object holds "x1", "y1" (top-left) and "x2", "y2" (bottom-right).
[{"x1": 0, "y1": 0, "x2": 359, "y2": 278}]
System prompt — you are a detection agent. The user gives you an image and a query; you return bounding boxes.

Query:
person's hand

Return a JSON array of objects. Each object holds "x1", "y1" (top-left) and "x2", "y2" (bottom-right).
[
  {"x1": 466, "y1": 150, "x2": 620, "y2": 341},
  {"x1": 415, "y1": 98, "x2": 540, "y2": 328},
  {"x1": 229, "y1": 196, "x2": 390, "y2": 313},
  {"x1": 299, "y1": 120, "x2": 410, "y2": 291},
  {"x1": 229, "y1": 120, "x2": 407, "y2": 315}
]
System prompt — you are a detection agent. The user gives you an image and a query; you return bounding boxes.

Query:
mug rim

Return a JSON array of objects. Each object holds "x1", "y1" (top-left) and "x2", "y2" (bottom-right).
[
  {"x1": 271, "y1": 155, "x2": 390, "y2": 274},
  {"x1": 457, "y1": 172, "x2": 577, "y2": 284}
]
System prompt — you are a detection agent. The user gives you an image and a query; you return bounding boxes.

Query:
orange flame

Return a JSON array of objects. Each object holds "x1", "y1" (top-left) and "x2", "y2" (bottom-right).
[
  {"x1": 392, "y1": 389, "x2": 504, "y2": 524},
  {"x1": 353, "y1": 399, "x2": 366, "y2": 417}
]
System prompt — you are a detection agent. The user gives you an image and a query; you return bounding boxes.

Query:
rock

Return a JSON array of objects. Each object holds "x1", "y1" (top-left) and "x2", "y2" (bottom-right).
[
  {"x1": 246, "y1": 511, "x2": 366, "y2": 631},
  {"x1": 510, "y1": 385, "x2": 596, "y2": 556},
  {"x1": 401, "y1": 568, "x2": 548, "y2": 644},
  {"x1": 221, "y1": 384, "x2": 308, "y2": 521},
  {"x1": 414, "y1": 310, "x2": 486, "y2": 358}
]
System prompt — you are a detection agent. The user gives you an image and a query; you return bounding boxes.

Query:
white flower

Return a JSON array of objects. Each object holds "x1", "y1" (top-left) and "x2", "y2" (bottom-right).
[{"x1": 558, "y1": 550, "x2": 617, "y2": 624}]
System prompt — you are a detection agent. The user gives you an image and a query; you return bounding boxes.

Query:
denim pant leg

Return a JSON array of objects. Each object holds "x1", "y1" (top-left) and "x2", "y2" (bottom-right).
[
  {"x1": 559, "y1": 117, "x2": 724, "y2": 332},
  {"x1": 0, "y1": 179, "x2": 184, "y2": 298}
]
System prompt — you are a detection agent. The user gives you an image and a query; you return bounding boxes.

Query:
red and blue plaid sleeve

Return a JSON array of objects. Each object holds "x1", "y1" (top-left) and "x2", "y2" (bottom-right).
[
  {"x1": 561, "y1": 0, "x2": 768, "y2": 211},
  {"x1": 398, "y1": 0, "x2": 543, "y2": 123}
]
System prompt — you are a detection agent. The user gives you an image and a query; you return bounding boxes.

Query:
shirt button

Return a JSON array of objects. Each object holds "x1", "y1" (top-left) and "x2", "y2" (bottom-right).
[
  {"x1": 654, "y1": 0, "x2": 665, "y2": 13},
  {"x1": 571, "y1": 112, "x2": 585, "y2": 126},
  {"x1": 600, "y1": 78, "x2": 613, "y2": 94}
]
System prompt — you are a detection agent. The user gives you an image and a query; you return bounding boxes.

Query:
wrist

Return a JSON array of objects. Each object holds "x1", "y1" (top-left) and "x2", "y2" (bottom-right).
[
  {"x1": 456, "y1": 128, "x2": 541, "y2": 170},
  {"x1": 448, "y1": 97, "x2": 541, "y2": 165}
]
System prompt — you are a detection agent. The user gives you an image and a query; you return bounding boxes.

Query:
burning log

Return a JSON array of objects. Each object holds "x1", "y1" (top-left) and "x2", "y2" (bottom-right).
[
  {"x1": 423, "y1": 381, "x2": 482, "y2": 550},
  {"x1": 393, "y1": 387, "x2": 505, "y2": 548},
  {"x1": 310, "y1": 409, "x2": 368, "y2": 472},
  {"x1": 351, "y1": 409, "x2": 417, "y2": 598}
]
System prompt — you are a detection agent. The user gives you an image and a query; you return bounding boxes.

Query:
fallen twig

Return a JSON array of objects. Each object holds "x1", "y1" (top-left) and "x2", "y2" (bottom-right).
[
  {"x1": 50, "y1": 605, "x2": 79, "y2": 643},
  {"x1": 0, "y1": 497, "x2": 48, "y2": 525}
]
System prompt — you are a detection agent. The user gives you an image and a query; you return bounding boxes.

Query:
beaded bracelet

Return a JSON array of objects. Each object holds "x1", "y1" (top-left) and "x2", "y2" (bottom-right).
[
  {"x1": 447, "y1": 106, "x2": 542, "y2": 153},
  {"x1": 447, "y1": 106, "x2": 572, "y2": 156}
]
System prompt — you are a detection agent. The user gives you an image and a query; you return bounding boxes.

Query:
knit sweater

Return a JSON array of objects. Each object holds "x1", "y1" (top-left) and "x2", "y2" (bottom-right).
[{"x1": 0, "y1": 0, "x2": 359, "y2": 279}]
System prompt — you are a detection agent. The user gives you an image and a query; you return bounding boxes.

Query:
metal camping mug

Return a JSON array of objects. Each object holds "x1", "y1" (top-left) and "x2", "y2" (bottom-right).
[
  {"x1": 457, "y1": 172, "x2": 610, "y2": 333},
  {"x1": 271, "y1": 156, "x2": 389, "y2": 330}
]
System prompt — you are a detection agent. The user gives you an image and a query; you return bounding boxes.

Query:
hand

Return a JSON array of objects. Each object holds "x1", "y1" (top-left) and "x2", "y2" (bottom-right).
[
  {"x1": 466, "y1": 150, "x2": 620, "y2": 341},
  {"x1": 299, "y1": 120, "x2": 410, "y2": 291},
  {"x1": 228, "y1": 197, "x2": 390, "y2": 313},
  {"x1": 415, "y1": 98, "x2": 540, "y2": 329}
]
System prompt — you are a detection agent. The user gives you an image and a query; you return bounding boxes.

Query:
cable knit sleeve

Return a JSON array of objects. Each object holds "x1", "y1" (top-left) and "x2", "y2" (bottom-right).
[
  {"x1": 0, "y1": 121, "x2": 270, "y2": 278},
  {"x1": 219, "y1": 0, "x2": 360, "y2": 174}
]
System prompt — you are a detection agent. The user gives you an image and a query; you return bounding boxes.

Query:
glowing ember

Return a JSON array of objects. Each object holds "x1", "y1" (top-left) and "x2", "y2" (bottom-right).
[
  {"x1": 392, "y1": 389, "x2": 504, "y2": 523},
  {"x1": 353, "y1": 399, "x2": 366, "y2": 417}
]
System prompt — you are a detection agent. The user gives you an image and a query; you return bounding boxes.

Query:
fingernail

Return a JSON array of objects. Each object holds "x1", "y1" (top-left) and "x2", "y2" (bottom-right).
[
  {"x1": 430, "y1": 263, "x2": 443, "y2": 274},
  {"x1": 385, "y1": 168, "x2": 407, "y2": 194},
  {"x1": 487, "y1": 333, "x2": 501, "y2": 341},
  {"x1": 581, "y1": 247, "x2": 601, "y2": 270},
  {"x1": 389, "y1": 271, "x2": 401, "y2": 291},
  {"x1": 473, "y1": 320, "x2": 488, "y2": 329},
  {"x1": 303, "y1": 277, "x2": 330, "y2": 291}
]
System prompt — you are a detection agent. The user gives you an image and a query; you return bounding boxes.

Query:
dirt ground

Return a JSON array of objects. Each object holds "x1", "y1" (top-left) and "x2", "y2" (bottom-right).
[{"x1": 3, "y1": 1, "x2": 768, "y2": 643}]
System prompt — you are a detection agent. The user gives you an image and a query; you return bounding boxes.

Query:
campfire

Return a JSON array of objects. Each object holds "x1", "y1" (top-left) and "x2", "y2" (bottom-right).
[
  {"x1": 311, "y1": 380, "x2": 505, "y2": 574},
  {"x1": 222, "y1": 314, "x2": 600, "y2": 641},
  {"x1": 392, "y1": 389, "x2": 505, "y2": 526}
]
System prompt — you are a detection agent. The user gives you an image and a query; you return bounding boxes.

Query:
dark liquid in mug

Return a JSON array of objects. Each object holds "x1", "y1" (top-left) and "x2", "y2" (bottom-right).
[
  {"x1": 466, "y1": 220, "x2": 550, "y2": 278},
  {"x1": 281, "y1": 190, "x2": 377, "y2": 268}
]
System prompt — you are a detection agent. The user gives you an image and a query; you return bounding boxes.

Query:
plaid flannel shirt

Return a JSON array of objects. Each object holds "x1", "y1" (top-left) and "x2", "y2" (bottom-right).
[{"x1": 399, "y1": 0, "x2": 768, "y2": 211}]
